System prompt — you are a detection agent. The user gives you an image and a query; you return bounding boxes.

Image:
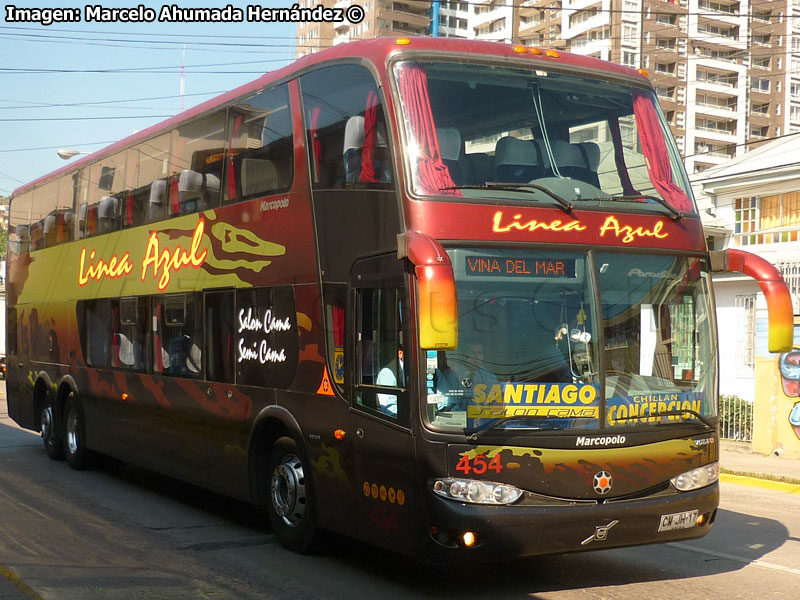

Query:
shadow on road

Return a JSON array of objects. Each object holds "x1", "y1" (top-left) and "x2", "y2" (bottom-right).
[
  {"x1": 78, "y1": 452, "x2": 791, "y2": 596},
  {"x1": 3, "y1": 418, "x2": 790, "y2": 598}
]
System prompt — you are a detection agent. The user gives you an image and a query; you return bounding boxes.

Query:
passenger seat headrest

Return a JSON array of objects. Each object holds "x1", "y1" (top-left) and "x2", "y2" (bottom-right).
[
  {"x1": 344, "y1": 116, "x2": 365, "y2": 153},
  {"x1": 495, "y1": 136, "x2": 539, "y2": 167},
  {"x1": 437, "y1": 128, "x2": 462, "y2": 161},
  {"x1": 578, "y1": 142, "x2": 601, "y2": 170},
  {"x1": 98, "y1": 195, "x2": 118, "y2": 219},
  {"x1": 552, "y1": 140, "x2": 586, "y2": 169}
]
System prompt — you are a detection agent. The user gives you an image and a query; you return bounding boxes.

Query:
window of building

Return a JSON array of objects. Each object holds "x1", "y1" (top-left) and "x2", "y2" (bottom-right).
[
  {"x1": 622, "y1": 51, "x2": 637, "y2": 67},
  {"x1": 734, "y1": 196, "x2": 757, "y2": 244},
  {"x1": 751, "y1": 77, "x2": 770, "y2": 92},
  {"x1": 752, "y1": 56, "x2": 770, "y2": 69}
]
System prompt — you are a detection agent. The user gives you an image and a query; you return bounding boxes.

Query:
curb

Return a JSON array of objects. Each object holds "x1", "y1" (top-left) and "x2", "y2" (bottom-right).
[
  {"x1": 0, "y1": 562, "x2": 42, "y2": 599},
  {"x1": 720, "y1": 473, "x2": 800, "y2": 494}
]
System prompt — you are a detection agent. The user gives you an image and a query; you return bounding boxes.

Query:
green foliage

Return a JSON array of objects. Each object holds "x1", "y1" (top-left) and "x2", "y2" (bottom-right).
[{"x1": 719, "y1": 395, "x2": 753, "y2": 441}]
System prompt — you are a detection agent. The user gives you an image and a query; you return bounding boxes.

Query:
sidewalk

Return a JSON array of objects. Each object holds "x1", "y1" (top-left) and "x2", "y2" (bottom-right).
[{"x1": 720, "y1": 440, "x2": 800, "y2": 493}]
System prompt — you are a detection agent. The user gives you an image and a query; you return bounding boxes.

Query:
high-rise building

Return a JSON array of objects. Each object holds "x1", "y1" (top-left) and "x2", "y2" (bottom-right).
[{"x1": 296, "y1": 0, "x2": 800, "y2": 170}]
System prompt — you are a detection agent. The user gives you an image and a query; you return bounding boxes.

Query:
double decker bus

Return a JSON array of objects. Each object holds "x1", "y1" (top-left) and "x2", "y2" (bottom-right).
[{"x1": 6, "y1": 37, "x2": 794, "y2": 560}]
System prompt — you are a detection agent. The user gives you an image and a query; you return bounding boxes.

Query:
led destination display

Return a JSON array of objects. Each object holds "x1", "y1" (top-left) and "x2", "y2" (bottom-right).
[{"x1": 465, "y1": 256, "x2": 577, "y2": 278}]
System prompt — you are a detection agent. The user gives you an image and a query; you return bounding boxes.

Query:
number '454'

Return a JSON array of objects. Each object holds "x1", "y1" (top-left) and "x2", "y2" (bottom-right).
[{"x1": 455, "y1": 454, "x2": 503, "y2": 475}]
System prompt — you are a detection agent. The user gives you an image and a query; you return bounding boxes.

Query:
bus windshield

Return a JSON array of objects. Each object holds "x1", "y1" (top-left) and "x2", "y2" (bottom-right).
[
  {"x1": 393, "y1": 60, "x2": 696, "y2": 217},
  {"x1": 426, "y1": 250, "x2": 717, "y2": 434}
]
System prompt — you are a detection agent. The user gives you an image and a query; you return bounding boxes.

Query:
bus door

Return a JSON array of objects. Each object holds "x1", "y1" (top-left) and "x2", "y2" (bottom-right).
[{"x1": 349, "y1": 255, "x2": 416, "y2": 550}]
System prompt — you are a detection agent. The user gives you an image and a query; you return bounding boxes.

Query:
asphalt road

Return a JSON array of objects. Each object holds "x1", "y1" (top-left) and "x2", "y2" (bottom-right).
[{"x1": 1, "y1": 384, "x2": 799, "y2": 599}]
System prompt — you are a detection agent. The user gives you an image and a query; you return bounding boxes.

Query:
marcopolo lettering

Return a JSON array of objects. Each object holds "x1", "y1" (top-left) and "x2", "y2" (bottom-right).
[{"x1": 576, "y1": 435, "x2": 627, "y2": 447}]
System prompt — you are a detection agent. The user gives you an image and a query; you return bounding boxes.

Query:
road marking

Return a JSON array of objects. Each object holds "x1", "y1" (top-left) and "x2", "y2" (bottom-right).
[
  {"x1": 0, "y1": 562, "x2": 43, "y2": 599},
  {"x1": 670, "y1": 542, "x2": 800, "y2": 577}
]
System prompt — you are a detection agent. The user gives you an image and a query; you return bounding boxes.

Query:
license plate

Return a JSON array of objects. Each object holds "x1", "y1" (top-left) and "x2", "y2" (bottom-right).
[{"x1": 658, "y1": 509, "x2": 699, "y2": 532}]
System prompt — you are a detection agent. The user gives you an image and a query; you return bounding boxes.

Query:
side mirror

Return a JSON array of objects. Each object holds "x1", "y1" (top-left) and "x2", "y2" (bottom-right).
[
  {"x1": 399, "y1": 231, "x2": 458, "y2": 350},
  {"x1": 711, "y1": 248, "x2": 794, "y2": 353}
]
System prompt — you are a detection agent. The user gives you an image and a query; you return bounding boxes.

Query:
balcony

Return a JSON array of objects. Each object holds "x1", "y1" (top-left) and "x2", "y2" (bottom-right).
[{"x1": 377, "y1": 2, "x2": 431, "y2": 30}]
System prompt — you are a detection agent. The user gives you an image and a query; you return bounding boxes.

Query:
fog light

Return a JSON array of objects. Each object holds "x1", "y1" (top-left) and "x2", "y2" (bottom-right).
[{"x1": 462, "y1": 531, "x2": 477, "y2": 547}]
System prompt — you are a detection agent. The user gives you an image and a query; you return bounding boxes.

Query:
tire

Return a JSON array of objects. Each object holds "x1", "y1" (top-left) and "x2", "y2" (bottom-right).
[
  {"x1": 62, "y1": 395, "x2": 95, "y2": 470},
  {"x1": 266, "y1": 437, "x2": 316, "y2": 553},
  {"x1": 41, "y1": 401, "x2": 64, "y2": 460}
]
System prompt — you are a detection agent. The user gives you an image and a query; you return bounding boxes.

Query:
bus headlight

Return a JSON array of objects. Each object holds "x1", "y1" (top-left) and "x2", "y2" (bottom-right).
[
  {"x1": 670, "y1": 462, "x2": 719, "y2": 491},
  {"x1": 432, "y1": 478, "x2": 523, "y2": 505}
]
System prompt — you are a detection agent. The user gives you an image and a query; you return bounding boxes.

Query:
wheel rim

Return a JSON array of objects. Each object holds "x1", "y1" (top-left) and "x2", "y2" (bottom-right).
[
  {"x1": 41, "y1": 406, "x2": 53, "y2": 441},
  {"x1": 66, "y1": 408, "x2": 79, "y2": 455},
  {"x1": 270, "y1": 453, "x2": 306, "y2": 527}
]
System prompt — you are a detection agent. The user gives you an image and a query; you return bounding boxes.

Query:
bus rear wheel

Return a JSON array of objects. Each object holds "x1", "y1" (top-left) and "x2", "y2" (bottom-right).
[
  {"x1": 266, "y1": 437, "x2": 316, "y2": 553},
  {"x1": 41, "y1": 403, "x2": 63, "y2": 460},
  {"x1": 63, "y1": 395, "x2": 95, "y2": 470}
]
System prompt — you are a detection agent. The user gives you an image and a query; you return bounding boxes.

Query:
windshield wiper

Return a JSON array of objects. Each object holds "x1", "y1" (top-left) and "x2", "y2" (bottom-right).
[
  {"x1": 440, "y1": 182, "x2": 573, "y2": 214},
  {"x1": 578, "y1": 194, "x2": 683, "y2": 221},
  {"x1": 613, "y1": 408, "x2": 714, "y2": 430},
  {"x1": 466, "y1": 416, "x2": 558, "y2": 442}
]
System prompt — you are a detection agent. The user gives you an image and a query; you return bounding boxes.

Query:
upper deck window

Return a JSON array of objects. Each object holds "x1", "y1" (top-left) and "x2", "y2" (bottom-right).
[
  {"x1": 224, "y1": 84, "x2": 293, "y2": 203},
  {"x1": 392, "y1": 60, "x2": 696, "y2": 217},
  {"x1": 300, "y1": 64, "x2": 394, "y2": 190}
]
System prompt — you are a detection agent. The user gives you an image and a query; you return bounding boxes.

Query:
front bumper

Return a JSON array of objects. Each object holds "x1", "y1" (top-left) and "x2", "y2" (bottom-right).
[{"x1": 423, "y1": 482, "x2": 718, "y2": 561}]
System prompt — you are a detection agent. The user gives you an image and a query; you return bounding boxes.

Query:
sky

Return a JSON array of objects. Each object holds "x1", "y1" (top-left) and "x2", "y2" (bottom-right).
[{"x1": 0, "y1": 0, "x2": 299, "y2": 197}]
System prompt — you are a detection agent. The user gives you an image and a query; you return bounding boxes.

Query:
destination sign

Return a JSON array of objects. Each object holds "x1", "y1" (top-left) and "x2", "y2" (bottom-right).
[{"x1": 465, "y1": 256, "x2": 576, "y2": 278}]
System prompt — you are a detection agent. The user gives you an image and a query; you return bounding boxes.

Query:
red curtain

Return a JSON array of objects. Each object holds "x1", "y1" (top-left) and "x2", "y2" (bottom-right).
[
  {"x1": 169, "y1": 175, "x2": 180, "y2": 216},
  {"x1": 397, "y1": 64, "x2": 460, "y2": 197},
  {"x1": 125, "y1": 191, "x2": 134, "y2": 226},
  {"x1": 333, "y1": 305, "x2": 344, "y2": 347},
  {"x1": 227, "y1": 115, "x2": 243, "y2": 201},
  {"x1": 310, "y1": 106, "x2": 322, "y2": 183},
  {"x1": 632, "y1": 90, "x2": 693, "y2": 213},
  {"x1": 359, "y1": 90, "x2": 379, "y2": 183}
]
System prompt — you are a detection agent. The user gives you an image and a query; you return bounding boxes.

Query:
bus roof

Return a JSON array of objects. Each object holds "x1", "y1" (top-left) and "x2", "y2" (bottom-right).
[{"x1": 13, "y1": 36, "x2": 647, "y2": 197}]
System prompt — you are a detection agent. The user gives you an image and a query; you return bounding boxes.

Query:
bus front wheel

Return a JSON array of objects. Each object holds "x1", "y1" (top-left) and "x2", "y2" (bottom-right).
[
  {"x1": 266, "y1": 437, "x2": 316, "y2": 553},
  {"x1": 63, "y1": 395, "x2": 95, "y2": 470}
]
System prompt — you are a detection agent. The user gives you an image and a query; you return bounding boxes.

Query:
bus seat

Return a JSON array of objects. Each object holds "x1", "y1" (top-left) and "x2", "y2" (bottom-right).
[
  {"x1": 552, "y1": 140, "x2": 601, "y2": 187},
  {"x1": 60, "y1": 212, "x2": 74, "y2": 242},
  {"x1": 343, "y1": 116, "x2": 365, "y2": 183},
  {"x1": 240, "y1": 158, "x2": 278, "y2": 197},
  {"x1": 578, "y1": 142, "x2": 602, "y2": 187},
  {"x1": 77, "y1": 203, "x2": 87, "y2": 238},
  {"x1": 115, "y1": 333, "x2": 136, "y2": 367},
  {"x1": 15, "y1": 224, "x2": 30, "y2": 252},
  {"x1": 43, "y1": 215, "x2": 56, "y2": 247},
  {"x1": 465, "y1": 152, "x2": 492, "y2": 185},
  {"x1": 168, "y1": 335, "x2": 201, "y2": 375},
  {"x1": 179, "y1": 169, "x2": 202, "y2": 212},
  {"x1": 98, "y1": 196, "x2": 119, "y2": 234},
  {"x1": 437, "y1": 128, "x2": 464, "y2": 184},
  {"x1": 494, "y1": 137, "x2": 542, "y2": 183},
  {"x1": 149, "y1": 179, "x2": 167, "y2": 221}
]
